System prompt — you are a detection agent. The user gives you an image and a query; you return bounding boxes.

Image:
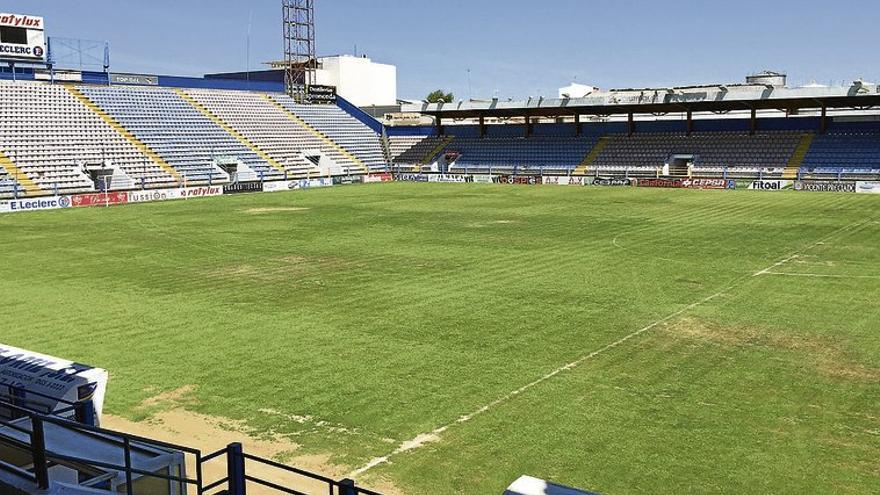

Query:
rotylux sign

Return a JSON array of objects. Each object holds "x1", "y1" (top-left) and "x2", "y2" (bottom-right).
[{"x1": 0, "y1": 13, "x2": 45, "y2": 61}]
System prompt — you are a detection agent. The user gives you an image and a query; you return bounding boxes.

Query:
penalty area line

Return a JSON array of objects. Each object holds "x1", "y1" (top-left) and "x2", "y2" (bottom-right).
[{"x1": 350, "y1": 219, "x2": 872, "y2": 477}]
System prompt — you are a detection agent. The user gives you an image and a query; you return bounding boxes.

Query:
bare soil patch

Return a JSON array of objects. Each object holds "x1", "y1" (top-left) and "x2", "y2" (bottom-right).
[{"x1": 104, "y1": 388, "x2": 404, "y2": 495}]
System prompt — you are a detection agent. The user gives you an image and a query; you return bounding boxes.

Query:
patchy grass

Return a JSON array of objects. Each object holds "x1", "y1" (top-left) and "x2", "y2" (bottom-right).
[{"x1": 1, "y1": 183, "x2": 879, "y2": 494}]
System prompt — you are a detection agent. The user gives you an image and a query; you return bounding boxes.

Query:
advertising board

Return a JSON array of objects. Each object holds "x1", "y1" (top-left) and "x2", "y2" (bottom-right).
[
  {"x1": 223, "y1": 181, "x2": 265, "y2": 195},
  {"x1": 593, "y1": 177, "x2": 634, "y2": 187},
  {"x1": 856, "y1": 182, "x2": 880, "y2": 194},
  {"x1": 746, "y1": 180, "x2": 793, "y2": 191},
  {"x1": 0, "y1": 196, "x2": 70, "y2": 213},
  {"x1": 363, "y1": 173, "x2": 394, "y2": 183},
  {"x1": 0, "y1": 13, "x2": 45, "y2": 61},
  {"x1": 495, "y1": 175, "x2": 541, "y2": 185},
  {"x1": 71, "y1": 192, "x2": 129, "y2": 208},
  {"x1": 794, "y1": 181, "x2": 856, "y2": 193}
]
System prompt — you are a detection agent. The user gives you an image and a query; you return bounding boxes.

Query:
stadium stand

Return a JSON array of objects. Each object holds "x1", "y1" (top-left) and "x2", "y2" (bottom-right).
[
  {"x1": 176, "y1": 88, "x2": 321, "y2": 178},
  {"x1": 269, "y1": 95, "x2": 373, "y2": 174},
  {"x1": 801, "y1": 130, "x2": 880, "y2": 179},
  {"x1": 590, "y1": 131, "x2": 805, "y2": 178},
  {"x1": 445, "y1": 136, "x2": 601, "y2": 175},
  {"x1": 0, "y1": 80, "x2": 175, "y2": 195},
  {"x1": 276, "y1": 98, "x2": 387, "y2": 171},
  {"x1": 390, "y1": 122, "x2": 880, "y2": 180},
  {"x1": 390, "y1": 135, "x2": 454, "y2": 169},
  {"x1": 4, "y1": 75, "x2": 880, "y2": 200},
  {"x1": 77, "y1": 85, "x2": 256, "y2": 184}
]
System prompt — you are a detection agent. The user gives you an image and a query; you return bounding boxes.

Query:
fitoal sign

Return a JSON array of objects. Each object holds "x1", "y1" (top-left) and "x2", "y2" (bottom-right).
[
  {"x1": 0, "y1": 13, "x2": 46, "y2": 61},
  {"x1": 747, "y1": 180, "x2": 793, "y2": 191}
]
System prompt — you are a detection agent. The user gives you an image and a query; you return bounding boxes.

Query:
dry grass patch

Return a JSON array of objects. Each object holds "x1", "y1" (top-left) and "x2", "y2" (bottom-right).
[
  {"x1": 244, "y1": 207, "x2": 311, "y2": 214},
  {"x1": 663, "y1": 318, "x2": 880, "y2": 383}
]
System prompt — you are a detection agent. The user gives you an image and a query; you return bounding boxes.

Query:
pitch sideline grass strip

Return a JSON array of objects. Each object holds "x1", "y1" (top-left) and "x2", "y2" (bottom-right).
[{"x1": 350, "y1": 216, "x2": 874, "y2": 476}]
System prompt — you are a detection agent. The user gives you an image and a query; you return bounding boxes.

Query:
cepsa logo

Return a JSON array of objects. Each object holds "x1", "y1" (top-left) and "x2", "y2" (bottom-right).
[{"x1": 0, "y1": 14, "x2": 43, "y2": 29}]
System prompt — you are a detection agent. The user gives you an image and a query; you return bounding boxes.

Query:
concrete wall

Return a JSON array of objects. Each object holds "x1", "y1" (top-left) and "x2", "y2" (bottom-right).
[{"x1": 316, "y1": 55, "x2": 397, "y2": 107}]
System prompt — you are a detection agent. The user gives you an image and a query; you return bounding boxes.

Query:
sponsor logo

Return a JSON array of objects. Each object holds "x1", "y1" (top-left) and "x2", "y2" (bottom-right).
[
  {"x1": 363, "y1": 173, "x2": 394, "y2": 183},
  {"x1": 223, "y1": 181, "x2": 264, "y2": 195},
  {"x1": 0, "y1": 45, "x2": 34, "y2": 56},
  {"x1": 543, "y1": 176, "x2": 590, "y2": 186},
  {"x1": 180, "y1": 186, "x2": 223, "y2": 198},
  {"x1": 472, "y1": 175, "x2": 494, "y2": 184},
  {"x1": 110, "y1": 74, "x2": 159, "y2": 86},
  {"x1": 128, "y1": 189, "x2": 178, "y2": 204},
  {"x1": 748, "y1": 180, "x2": 793, "y2": 191},
  {"x1": 593, "y1": 177, "x2": 633, "y2": 187},
  {"x1": 33, "y1": 46, "x2": 43, "y2": 58},
  {"x1": 1, "y1": 196, "x2": 71, "y2": 213},
  {"x1": 856, "y1": 181, "x2": 880, "y2": 194},
  {"x1": 0, "y1": 14, "x2": 43, "y2": 29},
  {"x1": 71, "y1": 192, "x2": 129, "y2": 208},
  {"x1": 495, "y1": 175, "x2": 541, "y2": 185},
  {"x1": 263, "y1": 179, "x2": 334, "y2": 192},
  {"x1": 394, "y1": 174, "x2": 430, "y2": 182},
  {"x1": 305, "y1": 85, "x2": 337, "y2": 105},
  {"x1": 681, "y1": 179, "x2": 736, "y2": 190},
  {"x1": 636, "y1": 178, "x2": 684, "y2": 188},
  {"x1": 794, "y1": 181, "x2": 856, "y2": 193},
  {"x1": 429, "y1": 174, "x2": 470, "y2": 183}
]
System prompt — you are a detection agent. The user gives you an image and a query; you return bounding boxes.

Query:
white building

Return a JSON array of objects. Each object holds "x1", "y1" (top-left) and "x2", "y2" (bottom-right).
[
  {"x1": 315, "y1": 55, "x2": 397, "y2": 107},
  {"x1": 558, "y1": 82, "x2": 597, "y2": 99}
]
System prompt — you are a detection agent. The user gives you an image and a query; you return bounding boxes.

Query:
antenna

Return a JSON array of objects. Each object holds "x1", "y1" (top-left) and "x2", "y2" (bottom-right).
[{"x1": 283, "y1": 0, "x2": 316, "y2": 102}]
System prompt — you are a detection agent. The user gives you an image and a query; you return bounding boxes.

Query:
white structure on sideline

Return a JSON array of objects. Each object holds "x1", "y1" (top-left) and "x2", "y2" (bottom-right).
[
  {"x1": 315, "y1": 55, "x2": 397, "y2": 107},
  {"x1": 505, "y1": 475, "x2": 599, "y2": 495}
]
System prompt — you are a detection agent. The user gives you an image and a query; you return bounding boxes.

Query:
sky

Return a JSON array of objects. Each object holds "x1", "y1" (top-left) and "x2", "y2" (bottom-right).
[{"x1": 15, "y1": 0, "x2": 880, "y2": 100}]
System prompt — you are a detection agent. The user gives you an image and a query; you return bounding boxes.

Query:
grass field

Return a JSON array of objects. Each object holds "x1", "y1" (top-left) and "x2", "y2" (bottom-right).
[{"x1": 1, "y1": 182, "x2": 879, "y2": 494}]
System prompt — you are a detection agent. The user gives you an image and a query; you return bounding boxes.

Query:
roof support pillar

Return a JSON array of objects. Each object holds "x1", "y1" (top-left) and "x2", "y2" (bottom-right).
[
  {"x1": 750, "y1": 108, "x2": 757, "y2": 135},
  {"x1": 436, "y1": 115, "x2": 444, "y2": 136},
  {"x1": 479, "y1": 116, "x2": 486, "y2": 138},
  {"x1": 820, "y1": 106, "x2": 828, "y2": 134},
  {"x1": 686, "y1": 109, "x2": 694, "y2": 136},
  {"x1": 524, "y1": 115, "x2": 532, "y2": 138},
  {"x1": 628, "y1": 113, "x2": 635, "y2": 136},
  {"x1": 575, "y1": 114, "x2": 582, "y2": 137}
]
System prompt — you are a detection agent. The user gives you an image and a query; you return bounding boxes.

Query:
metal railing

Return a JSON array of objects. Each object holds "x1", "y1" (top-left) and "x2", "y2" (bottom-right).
[
  {"x1": 0, "y1": 397, "x2": 384, "y2": 495},
  {"x1": 202, "y1": 443, "x2": 382, "y2": 495},
  {"x1": 0, "y1": 398, "x2": 203, "y2": 493}
]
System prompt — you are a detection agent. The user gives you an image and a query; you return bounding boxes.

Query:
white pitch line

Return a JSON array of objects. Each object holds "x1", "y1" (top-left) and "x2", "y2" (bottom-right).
[
  {"x1": 350, "y1": 219, "x2": 872, "y2": 477},
  {"x1": 761, "y1": 271, "x2": 880, "y2": 280},
  {"x1": 753, "y1": 254, "x2": 801, "y2": 276}
]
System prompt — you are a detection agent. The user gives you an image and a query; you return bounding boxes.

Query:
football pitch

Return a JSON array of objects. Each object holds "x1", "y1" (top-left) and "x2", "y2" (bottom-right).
[{"x1": 2, "y1": 182, "x2": 879, "y2": 494}]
